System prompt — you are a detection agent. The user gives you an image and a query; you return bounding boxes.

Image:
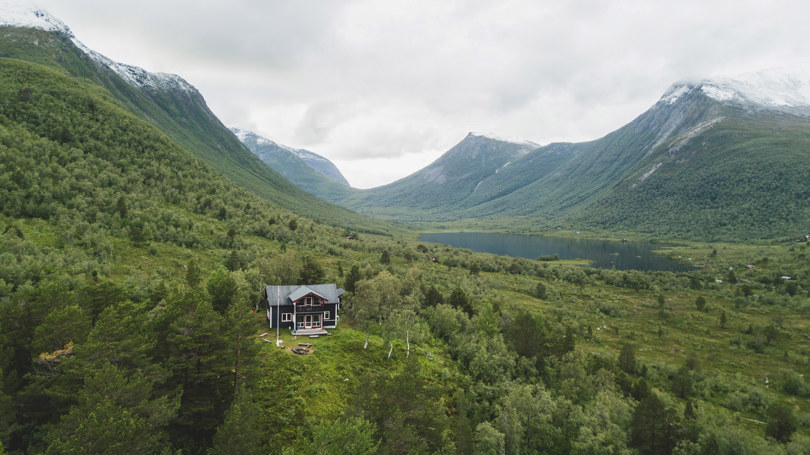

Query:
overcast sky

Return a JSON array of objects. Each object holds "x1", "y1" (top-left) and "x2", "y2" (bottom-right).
[{"x1": 35, "y1": 0, "x2": 810, "y2": 188}]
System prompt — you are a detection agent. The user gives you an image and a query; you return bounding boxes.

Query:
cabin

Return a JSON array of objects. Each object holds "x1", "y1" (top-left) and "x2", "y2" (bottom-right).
[{"x1": 264, "y1": 284, "x2": 344, "y2": 335}]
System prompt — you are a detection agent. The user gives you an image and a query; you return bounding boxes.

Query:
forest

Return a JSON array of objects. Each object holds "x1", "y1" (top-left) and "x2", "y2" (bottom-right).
[{"x1": 0, "y1": 57, "x2": 809, "y2": 455}]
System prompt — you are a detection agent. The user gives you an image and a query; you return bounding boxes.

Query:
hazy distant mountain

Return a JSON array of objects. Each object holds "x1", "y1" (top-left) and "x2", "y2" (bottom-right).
[{"x1": 231, "y1": 128, "x2": 353, "y2": 201}]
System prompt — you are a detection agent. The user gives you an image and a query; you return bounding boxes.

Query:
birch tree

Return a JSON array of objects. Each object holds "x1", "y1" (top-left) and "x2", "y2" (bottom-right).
[
  {"x1": 352, "y1": 271, "x2": 401, "y2": 350},
  {"x1": 386, "y1": 295, "x2": 427, "y2": 359}
]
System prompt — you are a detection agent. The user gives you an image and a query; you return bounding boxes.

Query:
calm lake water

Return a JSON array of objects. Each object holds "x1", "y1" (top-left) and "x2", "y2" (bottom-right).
[{"x1": 418, "y1": 232, "x2": 693, "y2": 272}]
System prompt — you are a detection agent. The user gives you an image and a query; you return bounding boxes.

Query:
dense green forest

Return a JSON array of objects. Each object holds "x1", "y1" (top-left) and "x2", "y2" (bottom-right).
[{"x1": 1, "y1": 56, "x2": 810, "y2": 455}]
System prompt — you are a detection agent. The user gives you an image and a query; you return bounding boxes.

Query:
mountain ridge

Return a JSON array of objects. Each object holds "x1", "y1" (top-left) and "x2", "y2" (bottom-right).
[{"x1": 231, "y1": 128, "x2": 351, "y2": 187}]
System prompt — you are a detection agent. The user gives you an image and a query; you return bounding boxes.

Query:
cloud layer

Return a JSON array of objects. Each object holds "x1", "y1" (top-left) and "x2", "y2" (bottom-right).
[{"x1": 39, "y1": 0, "x2": 810, "y2": 187}]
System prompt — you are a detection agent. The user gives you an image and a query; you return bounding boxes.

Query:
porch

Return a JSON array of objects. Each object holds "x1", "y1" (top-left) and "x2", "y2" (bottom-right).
[
  {"x1": 291, "y1": 313, "x2": 328, "y2": 336},
  {"x1": 292, "y1": 327, "x2": 330, "y2": 336}
]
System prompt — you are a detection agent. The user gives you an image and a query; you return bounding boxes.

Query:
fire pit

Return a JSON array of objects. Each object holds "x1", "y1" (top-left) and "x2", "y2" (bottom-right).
[{"x1": 291, "y1": 347, "x2": 309, "y2": 355}]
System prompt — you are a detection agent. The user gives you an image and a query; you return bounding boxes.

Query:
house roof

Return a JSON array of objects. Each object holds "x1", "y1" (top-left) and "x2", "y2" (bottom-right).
[
  {"x1": 289, "y1": 286, "x2": 324, "y2": 302},
  {"x1": 265, "y1": 283, "x2": 344, "y2": 306}
]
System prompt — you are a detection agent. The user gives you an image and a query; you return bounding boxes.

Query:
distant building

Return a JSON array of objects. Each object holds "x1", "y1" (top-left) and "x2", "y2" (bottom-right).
[{"x1": 264, "y1": 284, "x2": 343, "y2": 335}]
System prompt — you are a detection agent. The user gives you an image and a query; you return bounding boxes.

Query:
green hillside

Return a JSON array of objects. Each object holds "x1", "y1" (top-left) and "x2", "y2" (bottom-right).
[
  {"x1": 0, "y1": 27, "x2": 389, "y2": 233},
  {"x1": 2, "y1": 56, "x2": 810, "y2": 454},
  {"x1": 579, "y1": 114, "x2": 810, "y2": 239}
]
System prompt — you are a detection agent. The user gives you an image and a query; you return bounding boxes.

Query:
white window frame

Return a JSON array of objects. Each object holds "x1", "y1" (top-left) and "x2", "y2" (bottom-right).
[
  {"x1": 324, "y1": 311, "x2": 330, "y2": 320},
  {"x1": 305, "y1": 296, "x2": 313, "y2": 306},
  {"x1": 281, "y1": 313, "x2": 292, "y2": 322}
]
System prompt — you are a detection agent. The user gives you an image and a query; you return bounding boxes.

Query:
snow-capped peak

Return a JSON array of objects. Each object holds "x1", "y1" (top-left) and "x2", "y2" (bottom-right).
[
  {"x1": 71, "y1": 39, "x2": 195, "y2": 94},
  {"x1": 701, "y1": 64, "x2": 810, "y2": 107},
  {"x1": 661, "y1": 64, "x2": 810, "y2": 109},
  {"x1": 469, "y1": 132, "x2": 539, "y2": 148},
  {"x1": 660, "y1": 84, "x2": 693, "y2": 105},
  {"x1": 230, "y1": 127, "x2": 252, "y2": 144},
  {"x1": 0, "y1": 1, "x2": 194, "y2": 94},
  {"x1": 0, "y1": 0, "x2": 71, "y2": 35},
  {"x1": 230, "y1": 127, "x2": 329, "y2": 163}
]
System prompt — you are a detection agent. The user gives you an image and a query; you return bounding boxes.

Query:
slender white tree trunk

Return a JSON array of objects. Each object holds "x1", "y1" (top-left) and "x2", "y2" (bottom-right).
[
  {"x1": 387, "y1": 340, "x2": 393, "y2": 359},
  {"x1": 364, "y1": 327, "x2": 369, "y2": 350},
  {"x1": 406, "y1": 328, "x2": 410, "y2": 358}
]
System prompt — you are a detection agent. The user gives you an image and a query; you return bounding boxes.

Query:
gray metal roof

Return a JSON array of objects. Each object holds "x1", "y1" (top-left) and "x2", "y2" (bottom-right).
[{"x1": 265, "y1": 283, "x2": 344, "y2": 306}]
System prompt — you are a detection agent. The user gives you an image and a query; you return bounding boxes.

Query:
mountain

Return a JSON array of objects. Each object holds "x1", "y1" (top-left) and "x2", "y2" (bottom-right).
[
  {"x1": 329, "y1": 67, "x2": 810, "y2": 239},
  {"x1": 231, "y1": 128, "x2": 350, "y2": 186},
  {"x1": 337, "y1": 132, "x2": 543, "y2": 218},
  {"x1": 574, "y1": 70, "x2": 810, "y2": 239},
  {"x1": 0, "y1": 2, "x2": 388, "y2": 232},
  {"x1": 231, "y1": 128, "x2": 353, "y2": 201}
]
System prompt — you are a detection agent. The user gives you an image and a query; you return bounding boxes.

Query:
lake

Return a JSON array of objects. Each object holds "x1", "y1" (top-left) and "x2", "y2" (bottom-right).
[{"x1": 418, "y1": 232, "x2": 694, "y2": 272}]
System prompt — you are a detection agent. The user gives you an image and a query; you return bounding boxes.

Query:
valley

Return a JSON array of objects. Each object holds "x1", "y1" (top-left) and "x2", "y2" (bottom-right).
[
  {"x1": 238, "y1": 76, "x2": 810, "y2": 242},
  {"x1": 0, "y1": 4, "x2": 809, "y2": 455}
]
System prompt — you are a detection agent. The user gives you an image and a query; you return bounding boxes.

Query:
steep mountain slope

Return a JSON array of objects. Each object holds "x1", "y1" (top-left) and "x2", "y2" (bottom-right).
[
  {"x1": 577, "y1": 82, "x2": 810, "y2": 239},
  {"x1": 0, "y1": 4, "x2": 387, "y2": 232},
  {"x1": 339, "y1": 132, "x2": 542, "y2": 218},
  {"x1": 231, "y1": 128, "x2": 353, "y2": 201}
]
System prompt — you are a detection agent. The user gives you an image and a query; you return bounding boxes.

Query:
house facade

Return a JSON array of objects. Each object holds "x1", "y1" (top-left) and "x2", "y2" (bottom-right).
[{"x1": 264, "y1": 284, "x2": 343, "y2": 335}]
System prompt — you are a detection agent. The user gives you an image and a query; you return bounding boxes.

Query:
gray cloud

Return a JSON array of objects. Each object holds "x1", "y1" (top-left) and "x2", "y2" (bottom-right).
[{"x1": 37, "y1": 0, "x2": 810, "y2": 187}]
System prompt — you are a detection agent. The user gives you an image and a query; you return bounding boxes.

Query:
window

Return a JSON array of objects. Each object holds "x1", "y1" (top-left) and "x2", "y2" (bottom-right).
[
  {"x1": 305, "y1": 297, "x2": 313, "y2": 306},
  {"x1": 281, "y1": 313, "x2": 292, "y2": 322},
  {"x1": 324, "y1": 311, "x2": 330, "y2": 320}
]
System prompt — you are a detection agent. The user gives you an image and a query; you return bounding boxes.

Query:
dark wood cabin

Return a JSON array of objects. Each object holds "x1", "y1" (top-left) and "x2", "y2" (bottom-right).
[{"x1": 264, "y1": 284, "x2": 343, "y2": 335}]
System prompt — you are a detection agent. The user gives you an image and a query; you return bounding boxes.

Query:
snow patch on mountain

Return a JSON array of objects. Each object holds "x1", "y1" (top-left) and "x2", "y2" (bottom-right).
[
  {"x1": 665, "y1": 117, "x2": 724, "y2": 157},
  {"x1": 661, "y1": 85, "x2": 692, "y2": 105},
  {"x1": 0, "y1": 1, "x2": 195, "y2": 94},
  {"x1": 701, "y1": 65, "x2": 810, "y2": 107},
  {"x1": 640, "y1": 162, "x2": 662, "y2": 182},
  {"x1": 232, "y1": 128, "x2": 327, "y2": 162},
  {"x1": 661, "y1": 65, "x2": 810, "y2": 110},
  {"x1": 469, "y1": 132, "x2": 539, "y2": 150},
  {"x1": 73, "y1": 39, "x2": 195, "y2": 94},
  {"x1": 0, "y1": 0, "x2": 71, "y2": 35},
  {"x1": 495, "y1": 162, "x2": 511, "y2": 173},
  {"x1": 231, "y1": 128, "x2": 251, "y2": 144}
]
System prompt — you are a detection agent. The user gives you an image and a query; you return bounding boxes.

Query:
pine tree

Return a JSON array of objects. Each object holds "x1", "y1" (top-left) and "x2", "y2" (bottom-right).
[
  {"x1": 448, "y1": 287, "x2": 473, "y2": 317},
  {"x1": 766, "y1": 402, "x2": 797, "y2": 443},
  {"x1": 345, "y1": 264, "x2": 362, "y2": 293},
  {"x1": 210, "y1": 387, "x2": 266, "y2": 455},
  {"x1": 630, "y1": 393, "x2": 680, "y2": 454},
  {"x1": 618, "y1": 344, "x2": 637, "y2": 375},
  {"x1": 380, "y1": 250, "x2": 391, "y2": 265},
  {"x1": 186, "y1": 258, "x2": 202, "y2": 287}
]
